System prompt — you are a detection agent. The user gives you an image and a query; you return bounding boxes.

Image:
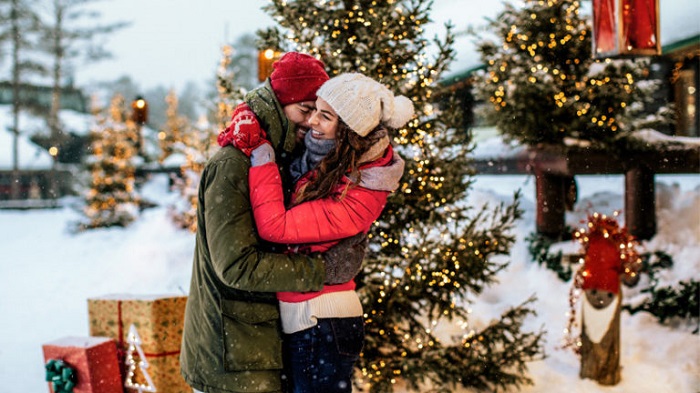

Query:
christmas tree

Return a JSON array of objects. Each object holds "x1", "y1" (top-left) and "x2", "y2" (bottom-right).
[
  {"x1": 79, "y1": 94, "x2": 140, "y2": 230},
  {"x1": 258, "y1": 1, "x2": 544, "y2": 391},
  {"x1": 158, "y1": 90, "x2": 190, "y2": 163},
  {"x1": 124, "y1": 324, "x2": 157, "y2": 393},
  {"x1": 472, "y1": 0, "x2": 667, "y2": 150},
  {"x1": 211, "y1": 44, "x2": 247, "y2": 122},
  {"x1": 169, "y1": 45, "x2": 244, "y2": 232}
]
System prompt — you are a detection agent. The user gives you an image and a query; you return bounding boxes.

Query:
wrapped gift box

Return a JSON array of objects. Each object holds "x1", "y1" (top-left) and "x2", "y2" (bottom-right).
[
  {"x1": 87, "y1": 294, "x2": 189, "y2": 393},
  {"x1": 42, "y1": 336, "x2": 122, "y2": 393}
]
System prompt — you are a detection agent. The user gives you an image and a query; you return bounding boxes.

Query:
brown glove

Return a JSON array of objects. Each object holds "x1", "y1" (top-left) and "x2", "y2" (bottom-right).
[{"x1": 322, "y1": 232, "x2": 368, "y2": 285}]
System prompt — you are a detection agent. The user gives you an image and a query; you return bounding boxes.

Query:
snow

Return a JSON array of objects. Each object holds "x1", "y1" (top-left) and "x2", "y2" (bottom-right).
[
  {"x1": 634, "y1": 129, "x2": 700, "y2": 147},
  {"x1": 1, "y1": 138, "x2": 698, "y2": 391},
  {"x1": 470, "y1": 126, "x2": 525, "y2": 159}
]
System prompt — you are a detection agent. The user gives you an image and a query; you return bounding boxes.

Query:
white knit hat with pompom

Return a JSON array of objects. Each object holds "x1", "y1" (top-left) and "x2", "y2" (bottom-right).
[{"x1": 316, "y1": 73, "x2": 415, "y2": 137}]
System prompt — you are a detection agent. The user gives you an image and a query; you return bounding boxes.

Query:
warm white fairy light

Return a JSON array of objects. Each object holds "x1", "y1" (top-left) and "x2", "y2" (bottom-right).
[{"x1": 124, "y1": 324, "x2": 156, "y2": 393}]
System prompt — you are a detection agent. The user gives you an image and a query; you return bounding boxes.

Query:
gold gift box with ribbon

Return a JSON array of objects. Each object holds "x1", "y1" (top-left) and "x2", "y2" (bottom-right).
[{"x1": 87, "y1": 294, "x2": 189, "y2": 393}]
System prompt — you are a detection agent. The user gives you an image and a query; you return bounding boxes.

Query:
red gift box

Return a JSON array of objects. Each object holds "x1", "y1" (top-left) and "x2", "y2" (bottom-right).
[{"x1": 42, "y1": 336, "x2": 123, "y2": 393}]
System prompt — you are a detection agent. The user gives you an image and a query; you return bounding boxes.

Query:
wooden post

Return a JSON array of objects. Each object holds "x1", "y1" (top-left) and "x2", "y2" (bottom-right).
[
  {"x1": 535, "y1": 171, "x2": 567, "y2": 240},
  {"x1": 579, "y1": 232, "x2": 625, "y2": 385},
  {"x1": 580, "y1": 293, "x2": 622, "y2": 385},
  {"x1": 625, "y1": 166, "x2": 656, "y2": 240}
]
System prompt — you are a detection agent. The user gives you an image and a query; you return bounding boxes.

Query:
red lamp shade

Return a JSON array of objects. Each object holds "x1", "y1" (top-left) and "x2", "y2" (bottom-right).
[{"x1": 592, "y1": 0, "x2": 661, "y2": 58}]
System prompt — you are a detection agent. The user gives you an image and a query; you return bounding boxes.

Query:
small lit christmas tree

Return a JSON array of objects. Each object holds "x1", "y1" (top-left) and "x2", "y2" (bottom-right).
[
  {"x1": 168, "y1": 117, "x2": 217, "y2": 233},
  {"x1": 79, "y1": 94, "x2": 140, "y2": 230},
  {"x1": 258, "y1": 1, "x2": 545, "y2": 391},
  {"x1": 124, "y1": 324, "x2": 157, "y2": 393},
  {"x1": 157, "y1": 90, "x2": 189, "y2": 163},
  {"x1": 472, "y1": 0, "x2": 667, "y2": 150},
  {"x1": 169, "y1": 45, "x2": 244, "y2": 232},
  {"x1": 211, "y1": 44, "x2": 246, "y2": 126}
]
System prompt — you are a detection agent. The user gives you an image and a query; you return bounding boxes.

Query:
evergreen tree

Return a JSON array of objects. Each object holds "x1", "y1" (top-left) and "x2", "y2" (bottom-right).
[
  {"x1": 158, "y1": 90, "x2": 189, "y2": 163},
  {"x1": 258, "y1": 1, "x2": 544, "y2": 391},
  {"x1": 169, "y1": 45, "x2": 243, "y2": 232},
  {"x1": 623, "y1": 251, "x2": 700, "y2": 332},
  {"x1": 0, "y1": 0, "x2": 44, "y2": 198},
  {"x1": 213, "y1": 44, "x2": 246, "y2": 120},
  {"x1": 227, "y1": 33, "x2": 259, "y2": 90},
  {"x1": 40, "y1": 0, "x2": 129, "y2": 155},
  {"x1": 472, "y1": 0, "x2": 666, "y2": 150},
  {"x1": 79, "y1": 94, "x2": 140, "y2": 230}
]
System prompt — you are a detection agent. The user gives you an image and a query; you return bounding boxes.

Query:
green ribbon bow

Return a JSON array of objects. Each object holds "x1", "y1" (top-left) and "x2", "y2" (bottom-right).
[{"x1": 45, "y1": 359, "x2": 76, "y2": 393}]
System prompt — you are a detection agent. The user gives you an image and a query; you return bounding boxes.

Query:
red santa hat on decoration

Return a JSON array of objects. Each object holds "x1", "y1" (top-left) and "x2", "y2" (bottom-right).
[
  {"x1": 270, "y1": 52, "x2": 329, "y2": 106},
  {"x1": 581, "y1": 234, "x2": 622, "y2": 294}
]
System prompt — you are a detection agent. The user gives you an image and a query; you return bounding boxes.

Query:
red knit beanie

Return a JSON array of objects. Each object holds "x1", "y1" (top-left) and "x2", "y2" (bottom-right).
[{"x1": 270, "y1": 52, "x2": 329, "y2": 106}]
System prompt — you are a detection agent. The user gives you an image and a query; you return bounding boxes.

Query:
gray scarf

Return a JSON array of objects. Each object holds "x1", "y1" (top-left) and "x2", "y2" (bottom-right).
[{"x1": 289, "y1": 131, "x2": 336, "y2": 182}]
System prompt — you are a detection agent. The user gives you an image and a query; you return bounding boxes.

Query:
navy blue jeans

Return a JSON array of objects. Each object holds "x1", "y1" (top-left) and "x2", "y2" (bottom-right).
[{"x1": 282, "y1": 317, "x2": 364, "y2": 393}]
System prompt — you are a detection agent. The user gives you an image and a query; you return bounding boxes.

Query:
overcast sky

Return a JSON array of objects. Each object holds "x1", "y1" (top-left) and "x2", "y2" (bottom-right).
[
  {"x1": 75, "y1": 0, "x2": 507, "y2": 92},
  {"x1": 76, "y1": 0, "x2": 699, "y2": 93}
]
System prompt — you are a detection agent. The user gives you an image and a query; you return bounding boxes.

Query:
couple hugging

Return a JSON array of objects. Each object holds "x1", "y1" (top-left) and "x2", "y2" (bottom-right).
[{"x1": 180, "y1": 52, "x2": 414, "y2": 393}]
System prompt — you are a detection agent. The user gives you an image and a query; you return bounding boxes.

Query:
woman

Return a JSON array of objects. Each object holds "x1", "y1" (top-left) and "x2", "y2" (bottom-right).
[{"x1": 232, "y1": 72, "x2": 414, "y2": 393}]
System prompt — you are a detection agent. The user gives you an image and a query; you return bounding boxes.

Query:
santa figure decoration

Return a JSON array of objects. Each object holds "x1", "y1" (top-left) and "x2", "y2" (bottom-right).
[{"x1": 572, "y1": 212, "x2": 641, "y2": 385}]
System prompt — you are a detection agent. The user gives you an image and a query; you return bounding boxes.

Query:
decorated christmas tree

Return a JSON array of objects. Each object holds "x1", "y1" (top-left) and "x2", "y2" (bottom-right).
[
  {"x1": 258, "y1": 1, "x2": 544, "y2": 391},
  {"x1": 158, "y1": 90, "x2": 190, "y2": 163},
  {"x1": 472, "y1": 0, "x2": 668, "y2": 149},
  {"x1": 79, "y1": 94, "x2": 140, "y2": 230},
  {"x1": 211, "y1": 44, "x2": 247, "y2": 123},
  {"x1": 169, "y1": 45, "x2": 244, "y2": 232}
]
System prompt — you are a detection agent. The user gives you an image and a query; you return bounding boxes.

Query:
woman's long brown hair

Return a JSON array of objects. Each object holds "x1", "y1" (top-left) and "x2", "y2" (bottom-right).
[{"x1": 292, "y1": 121, "x2": 388, "y2": 205}]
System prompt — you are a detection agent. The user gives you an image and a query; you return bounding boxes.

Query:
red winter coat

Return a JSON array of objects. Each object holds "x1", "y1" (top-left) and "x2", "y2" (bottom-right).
[{"x1": 249, "y1": 145, "x2": 403, "y2": 302}]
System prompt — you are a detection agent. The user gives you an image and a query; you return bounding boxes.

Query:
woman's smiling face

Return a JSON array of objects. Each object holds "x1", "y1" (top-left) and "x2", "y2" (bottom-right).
[{"x1": 308, "y1": 97, "x2": 339, "y2": 140}]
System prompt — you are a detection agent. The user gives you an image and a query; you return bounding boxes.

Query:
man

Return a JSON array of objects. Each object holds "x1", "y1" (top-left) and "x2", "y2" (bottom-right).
[{"x1": 180, "y1": 53, "x2": 366, "y2": 393}]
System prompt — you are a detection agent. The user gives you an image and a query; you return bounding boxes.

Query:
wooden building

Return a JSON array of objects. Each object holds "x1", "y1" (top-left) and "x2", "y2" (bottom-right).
[{"x1": 0, "y1": 82, "x2": 89, "y2": 205}]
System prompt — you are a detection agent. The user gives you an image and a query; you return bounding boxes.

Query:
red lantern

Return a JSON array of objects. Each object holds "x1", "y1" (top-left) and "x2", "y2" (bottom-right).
[
  {"x1": 258, "y1": 49, "x2": 282, "y2": 82},
  {"x1": 131, "y1": 96, "x2": 148, "y2": 125},
  {"x1": 592, "y1": 0, "x2": 661, "y2": 58}
]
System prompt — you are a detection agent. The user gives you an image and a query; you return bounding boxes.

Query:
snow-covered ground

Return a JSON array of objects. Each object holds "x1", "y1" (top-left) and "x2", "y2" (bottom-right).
[{"x1": 0, "y1": 164, "x2": 698, "y2": 392}]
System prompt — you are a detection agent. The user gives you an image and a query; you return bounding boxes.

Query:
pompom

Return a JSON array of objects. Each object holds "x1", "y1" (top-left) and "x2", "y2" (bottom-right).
[{"x1": 385, "y1": 95, "x2": 415, "y2": 129}]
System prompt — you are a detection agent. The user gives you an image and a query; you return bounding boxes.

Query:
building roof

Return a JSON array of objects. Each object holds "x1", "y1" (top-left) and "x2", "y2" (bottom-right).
[{"x1": 662, "y1": 34, "x2": 700, "y2": 57}]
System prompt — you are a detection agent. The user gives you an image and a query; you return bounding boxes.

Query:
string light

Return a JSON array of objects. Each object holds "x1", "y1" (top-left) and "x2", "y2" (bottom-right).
[{"x1": 124, "y1": 324, "x2": 156, "y2": 393}]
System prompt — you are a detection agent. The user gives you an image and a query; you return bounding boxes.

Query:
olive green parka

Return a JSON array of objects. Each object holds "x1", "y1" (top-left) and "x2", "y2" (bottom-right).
[{"x1": 180, "y1": 81, "x2": 326, "y2": 393}]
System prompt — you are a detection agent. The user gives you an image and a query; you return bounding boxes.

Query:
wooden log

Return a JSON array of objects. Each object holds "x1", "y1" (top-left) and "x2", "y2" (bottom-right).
[{"x1": 580, "y1": 293, "x2": 622, "y2": 385}]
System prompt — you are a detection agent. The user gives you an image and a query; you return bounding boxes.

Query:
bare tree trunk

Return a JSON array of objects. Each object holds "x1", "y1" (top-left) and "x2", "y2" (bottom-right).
[
  {"x1": 47, "y1": 0, "x2": 65, "y2": 200},
  {"x1": 49, "y1": 0, "x2": 64, "y2": 151},
  {"x1": 10, "y1": 0, "x2": 21, "y2": 199}
]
